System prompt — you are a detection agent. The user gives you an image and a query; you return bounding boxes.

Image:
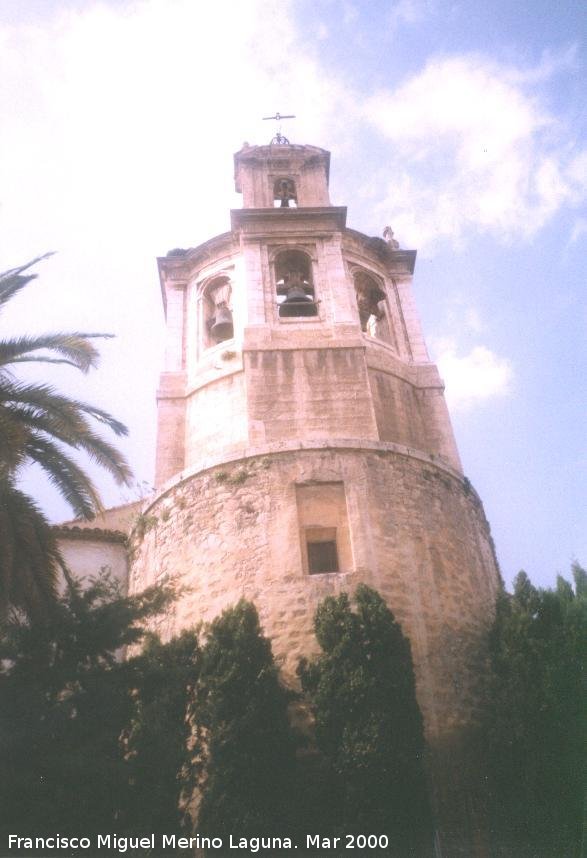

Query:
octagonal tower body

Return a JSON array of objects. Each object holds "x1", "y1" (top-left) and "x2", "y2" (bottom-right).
[{"x1": 130, "y1": 142, "x2": 500, "y2": 850}]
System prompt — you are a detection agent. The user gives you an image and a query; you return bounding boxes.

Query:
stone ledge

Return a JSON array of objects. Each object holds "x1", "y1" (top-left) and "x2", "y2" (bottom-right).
[{"x1": 143, "y1": 438, "x2": 470, "y2": 516}]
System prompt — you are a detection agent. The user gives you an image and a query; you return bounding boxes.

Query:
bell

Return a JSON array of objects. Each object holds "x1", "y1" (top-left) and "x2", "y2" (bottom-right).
[
  {"x1": 284, "y1": 285, "x2": 310, "y2": 303},
  {"x1": 210, "y1": 305, "x2": 234, "y2": 341},
  {"x1": 280, "y1": 285, "x2": 316, "y2": 317}
]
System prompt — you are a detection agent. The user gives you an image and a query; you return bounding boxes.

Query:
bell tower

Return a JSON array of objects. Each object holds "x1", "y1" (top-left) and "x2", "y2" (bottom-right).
[
  {"x1": 234, "y1": 142, "x2": 331, "y2": 207},
  {"x1": 154, "y1": 141, "x2": 463, "y2": 487},
  {"x1": 133, "y1": 139, "x2": 500, "y2": 855}
]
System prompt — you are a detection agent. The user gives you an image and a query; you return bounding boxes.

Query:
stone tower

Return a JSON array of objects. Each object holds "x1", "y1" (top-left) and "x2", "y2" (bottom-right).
[{"x1": 130, "y1": 141, "x2": 500, "y2": 853}]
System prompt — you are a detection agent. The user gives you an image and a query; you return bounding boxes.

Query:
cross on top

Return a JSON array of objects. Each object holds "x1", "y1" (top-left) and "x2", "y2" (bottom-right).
[{"x1": 262, "y1": 112, "x2": 296, "y2": 145}]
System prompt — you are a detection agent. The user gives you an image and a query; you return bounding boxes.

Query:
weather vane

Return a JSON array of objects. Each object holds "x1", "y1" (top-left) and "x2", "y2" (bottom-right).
[{"x1": 262, "y1": 112, "x2": 296, "y2": 145}]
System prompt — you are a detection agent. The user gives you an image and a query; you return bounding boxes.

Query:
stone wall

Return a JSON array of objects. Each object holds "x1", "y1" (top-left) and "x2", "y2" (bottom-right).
[
  {"x1": 245, "y1": 348, "x2": 378, "y2": 445},
  {"x1": 165, "y1": 339, "x2": 461, "y2": 479},
  {"x1": 129, "y1": 444, "x2": 499, "y2": 743},
  {"x1": 185, "y1": 369, "x2": 248, "y2": 467}
]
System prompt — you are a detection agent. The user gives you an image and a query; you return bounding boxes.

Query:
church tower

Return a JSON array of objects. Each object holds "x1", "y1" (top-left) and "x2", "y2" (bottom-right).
[{"x1": 130, "y1": 140, "x2": 500, "y2": 853}]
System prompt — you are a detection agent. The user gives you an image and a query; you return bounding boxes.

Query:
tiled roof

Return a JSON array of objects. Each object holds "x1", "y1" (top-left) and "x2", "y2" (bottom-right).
[{"x1": 52, "y1": 525, "x2": 128, "y2": 545}]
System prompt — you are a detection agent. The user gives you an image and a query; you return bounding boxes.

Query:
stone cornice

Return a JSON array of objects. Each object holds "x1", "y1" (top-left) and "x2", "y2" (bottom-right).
[
  {"x1": 343, "y1": 229, "x2": 417, "y2": 275},
  {"x1": 230, "y1": 207, "x2": 347, "y2": 235},
  {"x1": 157, "y1": 232, "x2": 236, "y2": 311},
  {"x1": 233, "y1": 143, "x2": 331, "y2": 186}
]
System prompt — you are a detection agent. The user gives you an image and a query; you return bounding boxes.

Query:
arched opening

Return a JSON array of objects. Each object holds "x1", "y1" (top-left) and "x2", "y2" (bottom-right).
[
  {"x1": 354, "y1": 271, "x2": 392, "y2": 344},
  {"x1": 202, "y1": 276, "x2": 234, "y2": 348},
  {"x1": 275, "y1": 250, "x2": 317, "y2": 318},
  {"x1": 273, "y1": 177, "x2": 297, "y2": 208}
]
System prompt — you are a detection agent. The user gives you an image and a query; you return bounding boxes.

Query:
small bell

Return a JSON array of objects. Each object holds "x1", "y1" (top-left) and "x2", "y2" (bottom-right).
[
  {"x1": 280, "y1": 285, "x2": 316, "y2": 317},
  {"x1": 210, "y1": 304, "x2": 234, "y2": 341}
]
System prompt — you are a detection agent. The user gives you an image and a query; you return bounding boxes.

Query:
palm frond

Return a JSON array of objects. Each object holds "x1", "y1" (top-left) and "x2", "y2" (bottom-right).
[
  {"x1": 0, "y1": 254, "x2": 55, "y2": 280},
  {"x1": 1, "y1": 401, "x2": 132, "y2": 489},
  {"x1": 67, "y1": 428, "x2": 133, "y2": 486},
  {"x1": 0, "y1": 273, "x2": 38, "y2": 309},
  {"x1": 0, "y1": 333, "x2": 114, "y2": 373},
  {"x1": 24, "y1": 433, "x2": 103, "y2": 520},
  {"x1": 0, "y1": 397, "x2": 89, "y2": 456},
  {"x1": 0, "y1": 410, "x2": 28, "y2": 474},
  {"x1": 0, "y1": 255, "x2": 134, "y2": 621},
  {"x1": 75, "y1": 403, "x2": 129, "y2": 437},
  {"x1": 0, "y1": 381, "x2": 129, "y2": 439},
  {"x1": 0, "y1": 479, "x2": 60, "y2": 622},
  {"x1": 0, "y1": 385, "x2": 97, "y2": 450},
  {"x1": 0, "y1": 254, "x2": 55, "y2": 309}
]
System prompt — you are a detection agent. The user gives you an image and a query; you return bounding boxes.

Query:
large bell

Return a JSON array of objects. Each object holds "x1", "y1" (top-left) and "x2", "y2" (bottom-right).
[
  {"x1": 210, "y1": 305, "x2": 234, "y2": 341},
  {"x1": 279, "y1": 285, "x2": 316, "y2": 317}
]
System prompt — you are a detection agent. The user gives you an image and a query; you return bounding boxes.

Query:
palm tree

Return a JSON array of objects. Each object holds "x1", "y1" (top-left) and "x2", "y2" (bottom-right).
[{"x1": 0, "y1": 255, "x2": 133, "y2": 620}]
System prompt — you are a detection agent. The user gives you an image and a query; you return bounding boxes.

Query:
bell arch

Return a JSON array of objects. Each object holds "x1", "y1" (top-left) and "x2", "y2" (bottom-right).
[
  {"x1": 273, "y1": 248, "x2": 317, "y2": 318},
  {"x1": 352, "y1": 268, "x2": 394, "y2": 346},
  {"x1": 273, "y1": 177, "x2": 298, "y2": 208},
  {"x1": 199, "y1": 274, "x2": 234, "y2": 349}
]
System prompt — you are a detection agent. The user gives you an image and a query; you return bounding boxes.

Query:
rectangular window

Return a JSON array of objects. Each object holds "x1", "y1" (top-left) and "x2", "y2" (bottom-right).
[
  {"x1": 295, "y1": 482, "x2": 352, "y2": 576},
  {"x1": 307, "y1": 538, "x2": 339, "y2": 574}
]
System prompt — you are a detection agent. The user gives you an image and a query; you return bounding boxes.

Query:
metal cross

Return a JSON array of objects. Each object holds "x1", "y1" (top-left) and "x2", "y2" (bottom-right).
[{"x1": 262, "y1": 112, "x2": 296, "y2": 145}]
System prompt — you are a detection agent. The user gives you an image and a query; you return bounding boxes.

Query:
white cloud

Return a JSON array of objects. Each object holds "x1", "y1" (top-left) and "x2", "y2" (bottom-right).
[
  {"x1": 0, "y1": 0, "x2": 356, "y2": 269},
  {"x1": 0, "y1": 0, "x2": 357, "y2": 518},
  {"x1": 569, "y1": 218, "x2": 587, "y2": 245},
  {"x1": 505, "y1": 44, "x2": 579, "y2": 85},
  {"x1": 364, "y1": 54, "x2": 587, "y2": 249},
  {"x1": 342, "y1": 3, "x2": 359, "y2": 26},
  {"x1": 432, "y1": 338, "x2": 514, "y2": 410},
  {"x1": 445, "y1": 303, "x2": 485, "y2": 334},
  {"x1": 464, "y1": 307, "x2": 484, "y2": 334},
  {"x1": 316, "y1": 22, "x2": 329, "y2": 40},
  {"x1": 387, "y1": 0, "x2": 433, "y2": 32}
]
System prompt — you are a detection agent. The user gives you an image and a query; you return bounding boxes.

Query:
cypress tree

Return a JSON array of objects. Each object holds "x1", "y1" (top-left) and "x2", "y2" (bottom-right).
[
  {"x1": 299, "y1": 585, "x2": 432, "y2": 855},
  {"x1": 485, "y1": 566, "x2": 586, "y2": 857},
  {"x1": 191, "y1": 600, "x2": 296, "y2": 852},
  {"x1": 121, "y1": 630, "x2": 200, "y2": 845}
]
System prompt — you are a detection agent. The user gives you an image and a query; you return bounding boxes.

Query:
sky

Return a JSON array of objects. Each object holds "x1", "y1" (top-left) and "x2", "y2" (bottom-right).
[{"x1": 0, "y1": 0, "x2": 585, "y2": 590}]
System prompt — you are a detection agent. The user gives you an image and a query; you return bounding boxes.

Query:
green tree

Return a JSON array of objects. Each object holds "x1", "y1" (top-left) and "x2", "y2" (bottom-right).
[
  {"x1": 0, "y1": 572, "x2": 177, "y2": 844},
  {"x1": 299, "y1": 585, "x2": 432, "y2": 855},
  {"x1": 122, "y1": 630, "x2": 201, "y2": 843},
  {"x1": 191, "y1": 600, "x2": 297, "y2": 851},
  {"x1": 484, "y1": 565, "x2": 587, "y2": 858},
  {"x1": 0, "y1": 256, "x2": 132, "y2": 619}
]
